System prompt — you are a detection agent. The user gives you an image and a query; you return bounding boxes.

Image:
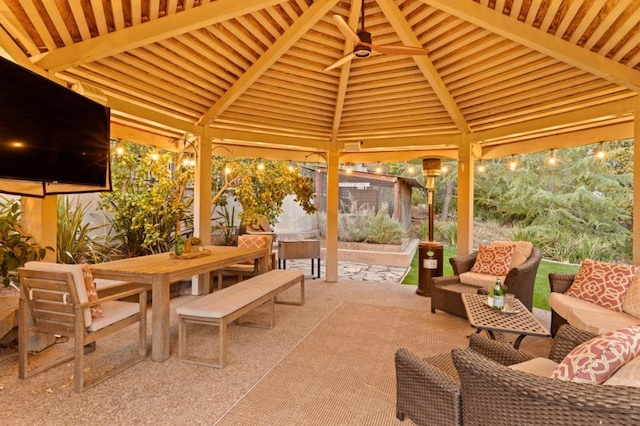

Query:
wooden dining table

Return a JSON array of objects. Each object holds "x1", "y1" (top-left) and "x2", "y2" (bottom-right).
[{"x1": 90, "y1": 246, "x2": 266, "y2": 361}]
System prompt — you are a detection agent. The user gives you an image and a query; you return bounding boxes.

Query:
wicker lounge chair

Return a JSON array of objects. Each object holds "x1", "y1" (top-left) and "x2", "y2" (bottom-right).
[
  {"x1": 395, "y1": 324, "x2": 640, "y2": 426},
  {"x1": 430, "y1": 247, "x2": 542, "y2": 318}
]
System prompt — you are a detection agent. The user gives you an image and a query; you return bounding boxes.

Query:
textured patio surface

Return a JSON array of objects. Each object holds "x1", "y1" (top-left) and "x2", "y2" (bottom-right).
[{"x1": 0, "y1": 275, "x2": 552, "y2": 426}]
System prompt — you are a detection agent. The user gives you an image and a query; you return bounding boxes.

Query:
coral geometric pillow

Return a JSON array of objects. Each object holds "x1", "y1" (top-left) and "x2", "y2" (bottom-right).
[
  {"x1": 237, "y1": 235, "x2": 271, "y2": 266},
  {"x1": 470, "y1": 244, "x2": 515, "y2": 276},
  {"x1": 565, "y1": 259, "x2": 640, "y2": 312},
  {"x1": 551, "y1": 325, "x2": 640, "y2": 384},
  {"x1": 81, "y1": 264, "x2": 103, "y2": 318}
]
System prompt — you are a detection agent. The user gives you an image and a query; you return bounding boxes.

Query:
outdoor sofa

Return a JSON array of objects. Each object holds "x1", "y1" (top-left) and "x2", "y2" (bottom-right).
[
  {"x1": 549, "y1": 259, "x2": 640, "y2": 336},
  {"x1": 395, "y1": 324, "x2": 640, "y2": 426}
]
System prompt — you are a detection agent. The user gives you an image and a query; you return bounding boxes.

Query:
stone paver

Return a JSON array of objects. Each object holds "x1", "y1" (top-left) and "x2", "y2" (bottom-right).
[{"x1": 281, "y1": 259, "x2": 409, "y2": 284}]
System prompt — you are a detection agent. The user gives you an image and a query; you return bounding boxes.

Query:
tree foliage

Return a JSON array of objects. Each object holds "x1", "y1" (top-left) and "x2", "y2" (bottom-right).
[
  {"x1": 99, "y1": 140, "x2": 193, "y2": 257},
  {"x1": 211, "y1": 157, "x2": 316, "y2": 227},
  {"x1": 0, "y1": 197, "x2": 48, "y2": 286},
  {"x1": 436, "y1": 141, "x2": 633, "y2": 262}
]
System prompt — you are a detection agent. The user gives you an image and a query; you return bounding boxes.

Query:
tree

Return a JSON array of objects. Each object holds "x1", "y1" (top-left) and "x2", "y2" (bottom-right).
[
  {"x1": 99, "y1": 140, "x2": 193, "y2": 257},
  {"x1": 211, "y1": 157, "x2": 316, "y2": 227}
]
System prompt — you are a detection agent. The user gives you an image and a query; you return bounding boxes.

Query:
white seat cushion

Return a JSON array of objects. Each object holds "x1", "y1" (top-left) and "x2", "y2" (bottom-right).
[
  {"x1": 460, "y1": 272, "x2": 506, "y2": 288},
  {"x1": 549, "y1": 292, "x2": 640, "y2": 334},
  {"x1": 509, "y1": 358, "x2": 558, "y2": 377},
  {"x1": 567, "y1": 308, "x2": 640, "y2": 335},
  {"x1": 604, "y1": 356, "x2": 640, "y2": 388},
  {"x1": 87, "y1": 300, "x2": 140, "y2": 332}
]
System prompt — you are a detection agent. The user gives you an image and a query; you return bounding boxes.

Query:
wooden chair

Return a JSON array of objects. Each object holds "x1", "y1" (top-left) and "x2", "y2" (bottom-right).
[
  {"x1": 18, "y1": 262, "x2": 147, "y2": 393},
  {"x1": 216, "y1": 234, "x2": 274, "y2": 289}
]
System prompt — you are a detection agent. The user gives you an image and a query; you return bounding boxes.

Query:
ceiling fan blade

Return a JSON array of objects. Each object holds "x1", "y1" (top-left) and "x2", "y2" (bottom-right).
[
  {"x1": 368, "y1": 44, "x2": 429, "y2": 56},
  {"x1": 323, "y1": 52, "x2": 356, "y2": 72},
  {"x1": 332, "y1": 15, "x2": 361, "y2": 46}
]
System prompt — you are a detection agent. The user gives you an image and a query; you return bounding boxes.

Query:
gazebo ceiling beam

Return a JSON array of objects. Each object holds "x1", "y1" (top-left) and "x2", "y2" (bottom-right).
[
  {"x1": 421, "y1": 0, "x2": 640, "y2": 92},
  {"x1": 196, "y1": 0, "x2": 340, "y2": 126},
  {"x1": 33, "y1": 0, "x2": 286, "y2": 72},
  {"x1": 330, "y1": 0, "x2": 362, "y2": 141},
  {"x1": 377, "y1": 0, "x2": 471, "y2": 134}
]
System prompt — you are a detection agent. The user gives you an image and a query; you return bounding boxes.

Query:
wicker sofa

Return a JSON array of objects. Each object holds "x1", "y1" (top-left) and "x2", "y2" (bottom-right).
[
  {"x1": 430, "y1": 246, "x2": 542, "y2": 318},
  {"x1": 549, "y1": 273, "x2": 640, "y2": 337},
  {"x1": 395, "y1": 324, "x2": 640, "y2": 426}
]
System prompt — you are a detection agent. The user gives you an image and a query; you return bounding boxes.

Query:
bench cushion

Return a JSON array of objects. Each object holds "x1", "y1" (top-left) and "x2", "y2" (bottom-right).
[{"x1": 177, "y1": 269, "x2": 303, "y2": 319}]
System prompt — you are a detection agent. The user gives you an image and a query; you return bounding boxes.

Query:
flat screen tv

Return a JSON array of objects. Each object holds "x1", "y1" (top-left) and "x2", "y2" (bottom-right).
[{"x1": 0, "y1": 57, "x2": 111, "y2": 196}]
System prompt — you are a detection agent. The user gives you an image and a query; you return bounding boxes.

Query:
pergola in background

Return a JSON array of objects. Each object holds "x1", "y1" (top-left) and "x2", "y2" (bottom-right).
[{"x1": 1, "y1": 0, "x2": 639, "y2": 284}]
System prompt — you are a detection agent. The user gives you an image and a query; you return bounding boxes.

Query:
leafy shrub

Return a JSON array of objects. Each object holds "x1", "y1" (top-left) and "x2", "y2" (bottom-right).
[
  {"x1": 57, "y1": 196, "x2": 116, "y2": 264},
  {"x1": 0, "y1": 196, "x2": 49, "y2": 286}
]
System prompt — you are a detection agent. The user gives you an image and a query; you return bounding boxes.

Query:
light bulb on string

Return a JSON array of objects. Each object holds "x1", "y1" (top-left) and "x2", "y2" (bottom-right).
[
  {"x1": 595, "y1": 143, "x2": 606, "y2": 160},
  {"x1": 224, "y1": 165, "x2": 232, "y2": 175},
  {"x1": 150, "y1": 152, "x2": 159, "y2": 162},
  {"x1": 375, "y1": 164, "x2": 382, "y2": 174},
  {"x1": 441, "y1": 164, "x2": 449, "y2": 174},
  {"x1": 115, "y1": 146, "x2": 124, "y2": 156},
  {"x1": 407, "y1": 165, "x2": 415, "y2": 175},
  {"x1": 257, "y1": 161, "x2": 265, "y2": 171},
  {"x1": 508, "y1": 157, "x2": 518, "y2": 171},
  {"x1": 546, "y1": 150, "x2": 558, "y2": 166},
  {"x1": 345, "y1": 164, "x2": 353, "y2": 174},
  {"x1": 477, "y1": 162, "x2": 487, "y2": 173}
]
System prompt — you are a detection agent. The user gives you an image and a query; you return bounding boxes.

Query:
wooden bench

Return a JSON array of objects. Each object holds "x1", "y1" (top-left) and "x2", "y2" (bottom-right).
[{"x1": 177, "y1": 269, "x2": 304, "y2": 368}]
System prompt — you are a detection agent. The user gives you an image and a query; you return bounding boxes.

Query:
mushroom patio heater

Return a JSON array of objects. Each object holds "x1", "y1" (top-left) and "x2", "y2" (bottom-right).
[{"x1": 416, "y1": 158, "x2": 444, "y2": 297}]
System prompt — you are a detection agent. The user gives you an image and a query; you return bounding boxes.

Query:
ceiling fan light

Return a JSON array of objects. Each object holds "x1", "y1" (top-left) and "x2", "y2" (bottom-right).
[{"x1": 354, "y1": 45, "x2": 371, "y2": 58}]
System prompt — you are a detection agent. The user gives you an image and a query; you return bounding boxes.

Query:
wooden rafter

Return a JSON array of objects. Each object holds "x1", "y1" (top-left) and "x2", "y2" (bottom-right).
[
  {"x1": 34, "y1": 0, "x2": 287, "y2": 72},
  {"x1": 196, "y1": 0, "x2": 340, "y2": 126},
  {"x1": 421, "y1": 0, "x2": 640, "y2": 92},
  {"x1": 330, "y1": 0, "x2": 362, "y2": 141},
  {"x1": 378, "y1": 0, "x2": 470, "y2": 134}
]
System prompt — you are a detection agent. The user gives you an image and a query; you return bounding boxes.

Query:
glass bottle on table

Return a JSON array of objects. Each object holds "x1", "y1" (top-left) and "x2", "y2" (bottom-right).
[
  {"x1": 492, "y1": 277, "x2": 504, "y2": 310},
  {"x1": 174, "y1": 223, "x2": 184, "y2": 256}
]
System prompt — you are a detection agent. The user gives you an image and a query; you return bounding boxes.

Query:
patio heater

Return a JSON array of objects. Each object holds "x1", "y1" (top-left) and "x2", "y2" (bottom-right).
[{"x1": 416, "y1": 158, "x2": 444, "y2": 297}]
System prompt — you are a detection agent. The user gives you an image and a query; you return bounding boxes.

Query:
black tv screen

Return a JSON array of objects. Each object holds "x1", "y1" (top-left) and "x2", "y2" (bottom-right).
[{"x1": 0, "y1": 57, "x2": 110, "y2": 189}]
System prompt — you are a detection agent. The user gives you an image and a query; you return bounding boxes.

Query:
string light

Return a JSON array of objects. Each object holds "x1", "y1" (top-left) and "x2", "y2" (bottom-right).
[
  {"x1": 508, "y1": 157, "x2": 518, "y2": 171},
  {"x1": 224, "y1": 165, "x2": 232, "y2": 175},
  {"x1": 407, "y1": 165, "x2": 415, "y2": 175},
  {"x1": 546, "y1": 150, "x2": 558, "y2": 166},
  {"x1": 375, "y1": 164, "x2": 383, "y2": 174},
  {"x1": 477, "y1": 162, "x2": 487, "y2": 173},
  {"x1": 288, "y1": 163, "x2": 295, "y2": 172},
  {"x1": 115, "y1": 146, "x2": 124, "y2": 156},
  {"x1": 441, "y1": 164, "x2": 449, "y2": 174},
  {"x1": 150, "y1": 152, "x2": 159, "y2": 161},
  {"x1": 595, "y1": 143, "x2": 606, "y2": 160},
  {"x1": 345, "y1": 164, "x2": 353, "y2": 174},
  {"x1": 257, "y1": 161, "x2": 265, "y2": 171}
]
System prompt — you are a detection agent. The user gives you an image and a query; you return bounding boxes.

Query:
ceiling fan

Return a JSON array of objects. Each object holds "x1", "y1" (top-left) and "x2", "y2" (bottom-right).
[{"x1": 323, "y1": 2, "x2": 429, "y2": 72}]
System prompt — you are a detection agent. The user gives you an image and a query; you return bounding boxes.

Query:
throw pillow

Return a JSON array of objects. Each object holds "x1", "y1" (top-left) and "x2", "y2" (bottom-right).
[
  {"x1": 490, "y1": 241, "x2": 533, "y2": 269},
  {"x1": 551, "y1": 325, "x2": 640, "y2": 384},
  {"x1": 565, "y1": 259, "x2": 640, "y2": 312},
  {"x1": 81, "y1": 264, "x2": 103, "y2": 318},
  {"x1": 470, "y1": 244, "x2": 515, "y2": 276},
  {"x1": 237, "y1": 235, "x2": 269, "y2": 265},
  {"x1": 623, "y1": 273, "x2": 640, "y2": 317}
]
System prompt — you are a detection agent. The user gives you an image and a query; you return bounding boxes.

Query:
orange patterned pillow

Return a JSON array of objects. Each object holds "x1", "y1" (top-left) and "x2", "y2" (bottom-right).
[
  {"x1": 566, "y1": 259, "x2": 640, "y2": 312},
  {"x1": 551, "y1": 325, "x2": 640, "y2": 384},
  {"x1": 81, "y1": 264, "x2": 103, "y2": 318},
  {"x1": 470, "y1": 244, "x2": 515, "y2": 276},
  {"x1": 237, "y1": 235, "x2": 269, "y2": 265}
]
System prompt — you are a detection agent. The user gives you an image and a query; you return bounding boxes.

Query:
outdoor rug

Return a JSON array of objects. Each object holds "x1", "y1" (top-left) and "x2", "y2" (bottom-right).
[{"x1": 215, "y1": 301, "x2": 473, "y2": 426}]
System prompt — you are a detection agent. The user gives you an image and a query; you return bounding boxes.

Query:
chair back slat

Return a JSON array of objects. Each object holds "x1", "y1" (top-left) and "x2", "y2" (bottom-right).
[{"x1": 19, "y1": 269, "x2": 84, "y2": 333}]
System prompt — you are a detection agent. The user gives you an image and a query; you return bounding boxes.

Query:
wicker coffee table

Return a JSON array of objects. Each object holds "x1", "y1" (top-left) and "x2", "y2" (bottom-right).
[{"x1": 461, "y1": 293, "x2": 550, "y2": 349}]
